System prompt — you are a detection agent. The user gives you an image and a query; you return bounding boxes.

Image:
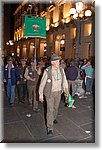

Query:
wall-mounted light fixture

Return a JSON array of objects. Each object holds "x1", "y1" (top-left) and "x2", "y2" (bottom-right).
[
  {"x1": 60, "y1": 39, "x2": 65, "y2": 45},
  {"x1": 12, "y1": 52, "x2": 15, "y2": 56},
  {"x1": 60, "y1": 37, "x2": 65, "y2": 51},
  {"x1": 44, "y1": 43, "x2": 47, "y2": 47},
  {"x1": 44, "y1": 43, "x2": 47, "y2": 52}
]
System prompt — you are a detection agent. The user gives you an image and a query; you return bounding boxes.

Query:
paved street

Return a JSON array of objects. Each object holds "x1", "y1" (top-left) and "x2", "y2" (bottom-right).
[{"x1": 2, "y1": 90, "x2": 95, "y2": 143}]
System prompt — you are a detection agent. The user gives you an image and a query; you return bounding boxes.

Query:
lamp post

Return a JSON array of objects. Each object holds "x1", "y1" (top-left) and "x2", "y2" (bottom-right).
[
  {"x1": 69, "y1": 1, "x2": 92, "y2": 62},
  {"x1": 75, "y1": 20, "x2": 80, "y2": 62},
  {"x1": 6, "y1": 40, "x2": 14, "y2": 55}
]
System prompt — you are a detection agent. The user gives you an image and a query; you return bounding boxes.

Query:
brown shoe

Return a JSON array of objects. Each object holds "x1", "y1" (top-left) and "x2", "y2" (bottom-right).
[
  {"x1": 64, "y1": 103, "x2": 68, "y2": 107},
  {"x1": 53, "y1": 119, "x2": 58, "y2": 124},
  {"x1": 47, "y1": 130, "x2": 53, "y2": 135}
]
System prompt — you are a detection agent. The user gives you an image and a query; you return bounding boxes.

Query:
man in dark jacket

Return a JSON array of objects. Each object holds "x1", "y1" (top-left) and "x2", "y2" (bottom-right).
[
  {"x1": 18, "y1": 58, "x2": 27, "y2": 104},
  {"x1": 3, "y1": 56, "x2": 20, "y2": 106},
  {"x1": 66, "y1": 61, "x2": 78, "y2": 97}
]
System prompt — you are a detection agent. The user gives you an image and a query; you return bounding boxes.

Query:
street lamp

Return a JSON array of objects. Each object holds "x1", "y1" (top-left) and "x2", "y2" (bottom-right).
[
  {"x1": 44, "y1": 43, "x2": 47, "y2": 54},
  {"x1": 6, "y1": 40, "x2": 14, "y2": 55},
  {"x1": 69, "y1": 1, "x2": 93, "y2": 62},
  {"x1": 6, "y1": 40, "x2": 14, "y2": 46}
]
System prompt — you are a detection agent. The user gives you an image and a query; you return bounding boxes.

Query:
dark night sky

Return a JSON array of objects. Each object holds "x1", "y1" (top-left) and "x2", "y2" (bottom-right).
[
  {"x1": 10, "y1": 4, "x2": 19, "y2": 39},
  {"x1": 5, "y1": 3, "x2": 48, "y2": 39}
]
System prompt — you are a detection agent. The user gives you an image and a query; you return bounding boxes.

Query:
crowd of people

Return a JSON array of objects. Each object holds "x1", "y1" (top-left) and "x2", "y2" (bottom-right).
[{"x1": 2, "y1": 53, "x2": 95, "y2": 135}]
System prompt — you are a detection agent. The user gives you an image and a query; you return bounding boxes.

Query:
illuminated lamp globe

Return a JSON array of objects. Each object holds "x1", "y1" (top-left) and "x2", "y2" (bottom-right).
[
  {"x1": 70, "y1": 8, "x2": 76, "y2": 15},
  {"x1": 85, "y1": 9, "x2": 92, "y2": 17}
]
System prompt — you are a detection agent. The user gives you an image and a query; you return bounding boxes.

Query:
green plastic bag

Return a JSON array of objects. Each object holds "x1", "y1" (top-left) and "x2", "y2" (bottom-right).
[
  {"x1": 66, "y1": 93, "x2": 74, "y2": 107},
  {"x1": 67, "y1": 93, "x2": 74, "y2": 107}
]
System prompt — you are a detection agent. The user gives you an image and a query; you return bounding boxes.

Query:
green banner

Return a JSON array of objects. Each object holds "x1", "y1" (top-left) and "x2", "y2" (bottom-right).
[{"x1": 24, "y1": 16, "x2": 46, "y2": 38}]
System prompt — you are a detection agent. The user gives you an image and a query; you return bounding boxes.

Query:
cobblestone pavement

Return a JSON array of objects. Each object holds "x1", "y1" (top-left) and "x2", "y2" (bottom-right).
[{"x1": 2, "y1": 90, "x2": 95, "y2": 143}]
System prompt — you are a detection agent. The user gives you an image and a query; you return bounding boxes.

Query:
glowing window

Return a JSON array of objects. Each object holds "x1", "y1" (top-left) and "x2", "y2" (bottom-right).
[{"x1": 84, "y1": 23, "x2": 92, "y2": 36}]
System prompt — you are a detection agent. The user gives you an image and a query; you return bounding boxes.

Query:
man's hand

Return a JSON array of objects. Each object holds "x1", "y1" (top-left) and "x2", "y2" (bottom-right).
[
  {"x1": 39, "y1": 97, "x2": 44, "y2": 103},
  {"x1": 64, "y1": 90, "x2": 69, "y2": 100},
  {"x1": 20, "y1": 75, "x2": 23, "y2": 78},
  {"x1": 30, "y1": 77, "x2": 35, "y2": 81},
  {"x1": 64, "y1": 92, "x2": 68, "y2": 100},
  {"x1": 3, "y1": 79, "x2": 6, "y2": 83},
  {"x1": 17, "y1": 81, "x2": 20, "y2": 85}
]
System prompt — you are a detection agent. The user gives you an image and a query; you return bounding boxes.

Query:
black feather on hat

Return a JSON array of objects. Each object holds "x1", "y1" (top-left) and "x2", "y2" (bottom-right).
[
  {"x1": 30, "y1": 57, "x2": 34, "y2": 63},
  {"x1": 20, "y1": 57, "x2": 27, "y2": 61},
  {"x1": 7, "y1": 56, "x2": 13, "y2": 61}
]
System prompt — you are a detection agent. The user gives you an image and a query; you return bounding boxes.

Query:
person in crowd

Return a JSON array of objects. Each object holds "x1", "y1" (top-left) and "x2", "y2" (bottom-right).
[
  {"x1": 18, "y1": 57, "x2": 27, "y2": 104},
  {"x1": 3, "y1": 56, "x2": 20, "y2": 106},
  {"x1": 81, "y1": 59, "x2": 95, "y2": 95},
  {"x1": 74, "y1": 62, "x2": 86, "y2": 99},
  {"x1": 40, "y1": 57, "x2": 45, "y2": 68},
  {"x1": 44, "y1": 57, "x2": 51, "y2": 69},
  {"x1": 24, "y1": 57, "x2": 40, "y2": 112},
  {"x1": 39, "y1": 53, "x2": 68, "y2": 135},
  {"x1": 65, "y1": 58, "x2": 70, "y2": 68},
  {"x1": 1, "y1": 51, "x2": 5, "y2": 91},
  {"x1": 60, "y1": 59, "x2": 66, "y2": 70},
  {"x1": 65, "y1": 61, "x2": 78, "y2": 97},
  {"x1": 80, "y1": 58, "x2": 88, "y2": 90},
  {"x1": 83, "y1": 58, "x2": 87, "y2": 65},
  {"x1": 75, "y1": 79, "x2": 87, "y2": 99},
  {"x1": 37, "y1": 61, "x2": 44, "y2": 76},
  {"x1": 60, "y1": 59, "x2": 66, "y2": 103}
]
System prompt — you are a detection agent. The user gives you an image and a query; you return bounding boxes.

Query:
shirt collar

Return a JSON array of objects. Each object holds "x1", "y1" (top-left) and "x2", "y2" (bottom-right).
[{"x1": 5, "y1": 64, "x2": 15, "y2": 68}]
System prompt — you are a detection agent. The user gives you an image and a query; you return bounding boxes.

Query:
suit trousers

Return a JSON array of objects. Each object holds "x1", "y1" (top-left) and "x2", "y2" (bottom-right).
[
  {"x1": 46, "y1": 91, "x2": 61, "y2": 131},
  {"x1": 18, "y1": 84, "x2": 27, "y2": 102},
  {"x1": 27, "y1": 85, "x2": 38, "y2": 109}
]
